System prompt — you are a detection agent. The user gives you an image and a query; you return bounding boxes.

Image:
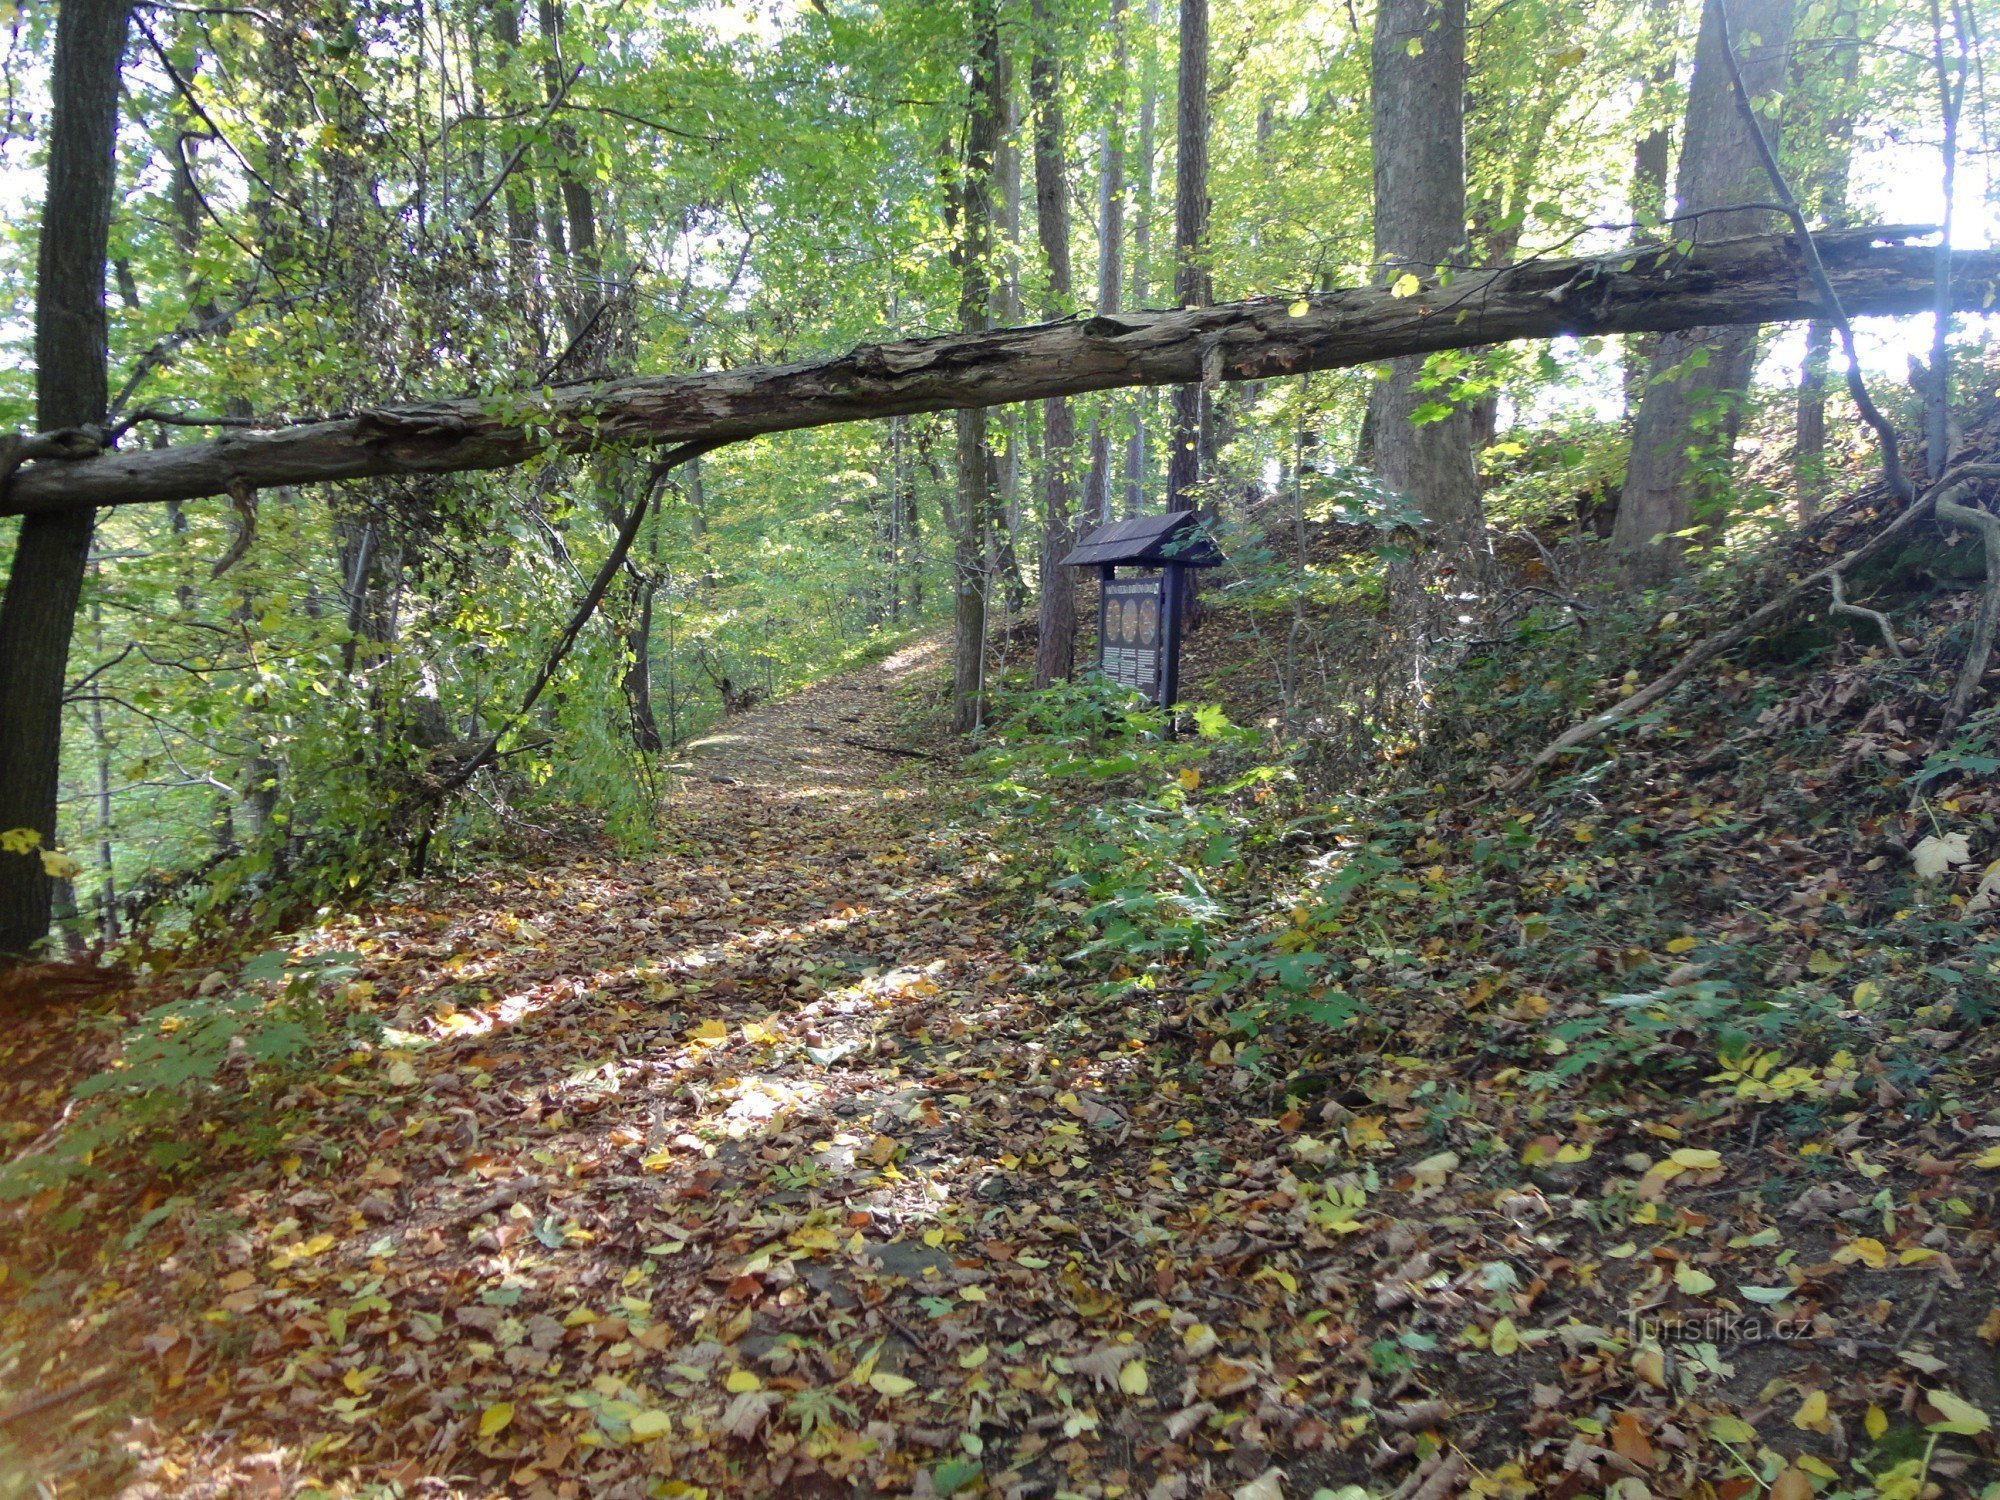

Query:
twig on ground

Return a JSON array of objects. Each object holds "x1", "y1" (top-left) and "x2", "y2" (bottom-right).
[
  {"x1": 1933, "y1": 471, "x2": 2000, "y2": 742},
  {"x1": 0, "y1": 1368, "x2": 119, "y2": 1428},
  {"x1": 836, "y1": 737, "x2": 942, "y2": 762},
  {"x1": 1511, "y1": 490, "x2": 1945, "y2": 784},
  {"x1": 1829, "y1": 571, "x2": 1905, "y2": 658}
]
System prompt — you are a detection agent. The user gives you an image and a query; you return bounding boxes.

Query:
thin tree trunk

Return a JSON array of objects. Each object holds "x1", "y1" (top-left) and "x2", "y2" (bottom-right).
[
  {"x1": 0, "y1": 0, "x2": 132, "y2": 961},
  {"x1": 1793, "y1": 0, "x2": 1859, "y2": 520},
  {"x1": 952, "y1": 0, "x2": 1005, "y2": 733},
  {"x1": 1622, "y1": 0, "x2": 1678, "y2": 418},
  {"x1": 624, "y1": 487, "x2": 664, "y2": 753},
  {"x1": 1083, "y1": 0, "x2": 1129, "y2": 524},
  {"x1": 1613, "y1": 0, "x2": 1797, "y2": 585},
  {"x1": 1365, "y1": 0, "x2": 1487, "y2": 581},
  {"x1": 489, "y1": 0, "x2": 543, "y2": 305},
  {"x1": 1165, "y1": 0, "x2": 1210, "y2": 513},
  {"x1": 1032, "y1": 0, "x2": 1081, "y2": 688},
  {"x1": 991, "y1": 54, "x2": 1029, "y2": 611}
]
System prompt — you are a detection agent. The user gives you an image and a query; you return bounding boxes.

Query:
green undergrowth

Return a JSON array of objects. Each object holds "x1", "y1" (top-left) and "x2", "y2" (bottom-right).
[
  {"x1": 0, "y1": 945, "x2": 377, "y2": 1207},
  {"x1": 966, "y1": 564, "x2": 2000, "y2": 1136}
]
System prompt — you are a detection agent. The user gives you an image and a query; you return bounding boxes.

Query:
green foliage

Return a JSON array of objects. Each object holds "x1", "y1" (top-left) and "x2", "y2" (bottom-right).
[{"x1": 0, "y1": 945, "x2": 370, "y2": 1202}]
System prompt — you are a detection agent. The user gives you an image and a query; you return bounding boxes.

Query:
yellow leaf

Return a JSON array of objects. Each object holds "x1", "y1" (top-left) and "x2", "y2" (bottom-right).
[
  {"x1": 923, "y1": 1228, "x2": 945, "y2": 1247},
  {"x1": 479, "y1": 1401, "x2": 514, "y2": 1438},
  {"x1": 724, "y1": 1369, "x2": 762, "y2": 1393},
  {"x1": 868, "y1": 1372, "x2": 917, "y2": 1397},
  {"x1": 1183, "y1": 1323, "x2": 1218, "y2": 1357},
  {"x1": 1707, "y1": 1414, "x2": 1757, "y2": 1444},
  {"x1": 959, "y1": 1344, "x2": 990, "y2": 1369},
  {"x1": 342, "y1": 1368, "x2": 371, "y2": 1394},
  {"x1": 1178, "y1": 767, "x2": 1201, "y2": 792},
  {"x1": 691, "y1": 1019, "x2": 729, "y2": 1042},
  {"x1": 1287, "y1": 299, "x2": 1310, "y2": 317},
  {"x1": 1390, "y1": 272, "x2": 1422, "y2": 298},
  {"x1": 1797, "y1": 1456, "x2": 1838, "y2": 1480},
  {"x1": 1865, "y1": 1404, "x2": 1888, "y2": 1440},
  {"x1": 1665, "y1": 936, "x2": 1697, "y2": 954},
  {"x1": 1793, "y1": 1389, "x2": 1830, "y2": 1434},
  {"x1": 1555, "y1": 1142, "x2": 1592, "y2": 1163},
  {"x1": 1674, "y1": 1263, "x2": 1717, "y2": 1296},
  {"x1": 1972, "y1": 1145, "x2": 2000, "y2": 1169},
  {"x1": 1669, "y1": 1148, "x2": 1722, "y2": 1171},
  {"x1": 960, "y1": 1285, "x2": 988, "y2": 1302},
  {"x1": 0, "y1": 827, "x2": 43, "y2": 854},
  {"x1": 1118, "y1": 1358, "x2": 1150, "y2": 1395},
  {"x1": 1833, "y1": 1236, "x2": 1887, "y2": 1269},
  {"x1": 1632, "y1": 1348, "x2": 1666, "y2": 1389},
  {"x1": 1491, "y1": 1317, "x2": 1520, "y2": 1355},
  {"x1": 39, "y1": 849, "x2": 81, "y2": 879},
  {"x1": 1925, "y1": 1389, "x2": 1992, "y2": 1435},
  {"x1": 629, "y1": 1409, "x2": 674, "y2": 1440}
]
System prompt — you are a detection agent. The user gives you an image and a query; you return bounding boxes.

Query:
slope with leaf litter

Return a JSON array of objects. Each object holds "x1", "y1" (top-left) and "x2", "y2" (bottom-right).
[{"x1": 0, "y1": 510, "x2": 1998, "y2": 1500}]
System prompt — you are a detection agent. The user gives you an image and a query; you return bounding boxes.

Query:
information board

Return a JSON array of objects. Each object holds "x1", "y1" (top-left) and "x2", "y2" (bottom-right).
[{"x1": 1100, "y1": 575, "x2": 1163, "y2": 699}]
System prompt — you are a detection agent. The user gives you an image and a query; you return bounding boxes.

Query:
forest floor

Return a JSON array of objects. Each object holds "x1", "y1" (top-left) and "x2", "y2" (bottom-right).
[{"x1": 3, "y1": 617, "x2": 2000, "y2": 1500}]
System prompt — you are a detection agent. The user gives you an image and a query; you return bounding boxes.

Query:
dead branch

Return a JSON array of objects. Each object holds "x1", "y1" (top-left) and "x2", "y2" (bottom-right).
[
  {"x1": 208, "y1": 481, "x2": 258, "y2": 580},
  {"x1": 1828, "y1": 571, "x2": 1904, "y2": 658},
  {"x1": 1510, "y1": 492, "x2": 1945, "y2": 785},
  {"x1": 1933, "y1": 470, "x2": 2000, "y2": 742},
  {"x1": 7, "y1": 230, "x2": 1999, "y2": 517},
  {"x1": 836, "y1": 736, "x2": 944, "y2": 762},
  {"x1": 0, "y1": 1368, "x2": 119, "y2": 1428},
  {"x1": 430, "y1": 438, "x2": 724, "y2": 798}
]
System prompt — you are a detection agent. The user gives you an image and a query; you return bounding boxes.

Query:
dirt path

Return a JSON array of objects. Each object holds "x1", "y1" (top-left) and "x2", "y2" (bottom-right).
[
  {"x1": 675, "y1": 637, "x2": 948, "y2": 793},
  {"x1": 4, "y1": 639, "x2": 1207, "y2": 1499}
]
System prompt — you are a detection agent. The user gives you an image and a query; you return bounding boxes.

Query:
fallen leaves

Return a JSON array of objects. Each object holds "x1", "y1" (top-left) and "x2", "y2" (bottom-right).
[{"x1": 5, "y1": 651, "x2": 1999, "y2": 1500}]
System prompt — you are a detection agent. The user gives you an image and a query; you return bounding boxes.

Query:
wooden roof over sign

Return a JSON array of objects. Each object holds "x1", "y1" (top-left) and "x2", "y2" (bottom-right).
[{"x1": 1059, "y1": 510, "x2": 1224, "y2": 569}]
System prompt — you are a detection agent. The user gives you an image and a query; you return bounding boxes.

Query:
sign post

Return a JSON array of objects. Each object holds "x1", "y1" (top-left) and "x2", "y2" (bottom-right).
[{"x1": 1059, "y1": 511, "x2": 1222, "y2": 710}]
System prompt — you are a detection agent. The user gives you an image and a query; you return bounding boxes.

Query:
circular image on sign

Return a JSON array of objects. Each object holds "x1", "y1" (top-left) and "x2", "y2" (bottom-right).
[
  {"x1": 1137, "y1": 596, "x2": 1158, "y2": 646},
  {"x1": 1115, "y1": 599, "x2": 1135, "y2": 644}
]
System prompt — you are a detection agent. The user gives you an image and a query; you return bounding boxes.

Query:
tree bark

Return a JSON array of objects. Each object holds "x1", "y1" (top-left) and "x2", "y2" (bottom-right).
[
  {"x1": 1613, "y1": 0, "x2": 1797, "y2": 585},
  {"x1": 1366, "y1": 0, "x2": 1486, "y2": 578},
  {"x1": 1031, "y1": 0, "x2": 1080, "y2": 689},
  {"x1": 1164, "y1": 0, "x2": 1209, "y2": 512},
  {"x1": 951, "y1": 0, "x2": 1005, "y2": 734},
  {"x1": 7, "y1": 231, "x2": 1992, "y2": 519},
  {"x1": 1793, "y1": 1, "x2": 1860, "y2": 520},
  {"x1": 0, "y1": 0, "x2": 132, "y2": 960},
  {"x1": 1621, "y1": 0, "x2": 1679, "y2": 418},
  {"x1": 1125, "y1": 0, "x2": 1161, "y2": 519},
  {"x1": 1083, "y1": 0, "x2": 1128, "y2": 525}
]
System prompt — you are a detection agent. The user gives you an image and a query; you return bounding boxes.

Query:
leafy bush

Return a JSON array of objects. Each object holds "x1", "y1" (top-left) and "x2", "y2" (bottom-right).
[{"x1": 0, "y1": 945, "x2": 370, "y2": 1204}]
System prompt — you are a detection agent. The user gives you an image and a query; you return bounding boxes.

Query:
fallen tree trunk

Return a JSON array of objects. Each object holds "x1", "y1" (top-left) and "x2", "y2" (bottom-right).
[{"x1": 6, "y1": 226, "x2": 1995, "y2": 517}]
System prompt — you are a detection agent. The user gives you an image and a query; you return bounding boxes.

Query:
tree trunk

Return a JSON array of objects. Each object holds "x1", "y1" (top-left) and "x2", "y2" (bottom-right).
[
  {"x1": 10, "y1": 231, "x2": 1991, "y2": 518},
  {"x1": 1125, "y1": 0, "x2": 1161, "y2": 519},
  {"x1": 0, "y1": 0, "x2": 132, "y2": 961},
  {"x1": 991, "y1": 55, "x2": 1029, "y2": 613},
  {"x1": 1621, "y1": 0, "x2": 1678, "y2": 418},
  {"x1": 1613, "y1": 0, "x2": 1797, "y2": 585},
  {"x1": 490, "y1": 0, "x2": 544, "y2": 306},
  {"x1": 1365, "y1": 0, "x2": 1486, "y2": 579},
  {"x1": 1083, "y1": 0, "x2": 1128, "y2": 524},
  {"x1": 1794, "y1": 0, "x2": 1861, "y2": 519},
  {"x1": 1031, "y1": 0, "x2": 1081, "y2": 689},
  {"x1": 1165, "y1": 0, "x2": 1210, "y2": 513},
  {"x1": 952, "y1": 0, "x2": 1005, "y2": 734}
]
